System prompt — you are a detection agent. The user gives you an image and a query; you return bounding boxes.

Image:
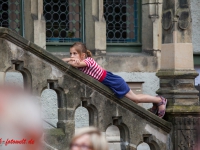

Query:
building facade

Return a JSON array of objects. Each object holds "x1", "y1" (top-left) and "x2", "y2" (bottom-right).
[{"x1": 1, "y1": 0, "x2": 200, "y2": 149}]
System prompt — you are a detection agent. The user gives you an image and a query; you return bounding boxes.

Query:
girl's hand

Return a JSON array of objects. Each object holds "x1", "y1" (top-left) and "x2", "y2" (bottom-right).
[
  {"x1": 72, "y1": 58, "x2": 81, "y2": 65},
  {"x1": 68, "y1": 59, "x2": 87, "y2": 68}
]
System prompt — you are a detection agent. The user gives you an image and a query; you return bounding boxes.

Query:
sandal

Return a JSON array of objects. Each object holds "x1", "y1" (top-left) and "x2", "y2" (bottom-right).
[
  {"x1": 157, "y1": 96, "x2": 167, "y2": 118},
  {"x1": 149, "y1": 95, "x2": 160, "y2": 115},
  {"x1": 149, "y1": 103, "x2": 158, "y2": 115}
]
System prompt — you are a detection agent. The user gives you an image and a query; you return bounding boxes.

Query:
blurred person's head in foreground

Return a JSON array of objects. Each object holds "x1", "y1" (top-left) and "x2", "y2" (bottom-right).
[
  {"x1": 0, "y1": 85, "x2": 43, "y2": 150},
  {"x1": 70, "y1": 127, "x2": 108, "y2": 150}
]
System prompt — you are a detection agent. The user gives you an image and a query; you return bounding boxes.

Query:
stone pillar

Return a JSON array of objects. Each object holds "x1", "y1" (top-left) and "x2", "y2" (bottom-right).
[
  {"x1": 24, "y1": 0, "x2": 46, "y2": 49},
  {"x1": 157, "y1": 0, "x2": 200, "y2": 149},
  {"x1": 32, "y1": 0, "x2": 46, "y2": 49},
  {"x1": 142, "y1": 0, "x2": 162, "y2": 70},
  {"x1": 157, "y1": 0, "x2": 198, "y2": 106},
  {"x1": 149, "y1": 0, "x2": 162, "y2": 70},
  {"x1": 85, "y1": 0, "x2": 106, "y2": 55}
]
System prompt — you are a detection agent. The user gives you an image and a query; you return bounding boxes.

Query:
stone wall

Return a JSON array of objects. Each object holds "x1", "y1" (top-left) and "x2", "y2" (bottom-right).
[{"x1": 191, "y1": 0, "x2": 200, "y2": 53}]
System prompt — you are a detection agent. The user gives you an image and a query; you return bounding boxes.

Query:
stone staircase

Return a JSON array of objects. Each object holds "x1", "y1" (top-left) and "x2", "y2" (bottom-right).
[{"x1": 0, "y1": 27, "x2": 172, "y2": 150}]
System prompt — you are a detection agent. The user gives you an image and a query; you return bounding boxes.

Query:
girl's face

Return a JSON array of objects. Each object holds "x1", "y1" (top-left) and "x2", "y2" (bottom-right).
[
  {"x1": 70, "y1": 47, "x2": 86, "y2": 60},
  {"x1": 70, "y1": 134, "x2": 92, "y2": 150}
]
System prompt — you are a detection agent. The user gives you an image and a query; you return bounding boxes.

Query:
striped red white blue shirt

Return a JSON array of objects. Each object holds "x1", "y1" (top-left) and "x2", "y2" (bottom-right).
[{"x1": 78, "y1": 57, "x2": 106, "y2": 81}]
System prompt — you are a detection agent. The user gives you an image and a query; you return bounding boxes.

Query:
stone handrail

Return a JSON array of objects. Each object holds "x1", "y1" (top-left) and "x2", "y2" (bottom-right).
[{"x1": 0, "y1": 27, "x2": 172, "y2": 133}]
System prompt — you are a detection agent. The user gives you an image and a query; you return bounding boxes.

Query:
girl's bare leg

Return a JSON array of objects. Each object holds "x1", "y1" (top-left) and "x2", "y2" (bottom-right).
[{"x1": 125, "y1": 90, "x2": 165, "y2": 113}]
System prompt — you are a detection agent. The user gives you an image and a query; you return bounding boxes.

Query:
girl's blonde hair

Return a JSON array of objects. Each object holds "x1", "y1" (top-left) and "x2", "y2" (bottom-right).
[
  {"x1": 71, "y1": 42, "x2": 92, "y2": 57},
  {"x1": 70, "y1": 127, "x2": 108, "y2": 150}
]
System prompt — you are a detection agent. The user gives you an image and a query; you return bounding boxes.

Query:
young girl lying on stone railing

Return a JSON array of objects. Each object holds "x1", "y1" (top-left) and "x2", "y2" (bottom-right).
[{"x1": 62, "y1": 42, "x2": 167, "y2": 118}]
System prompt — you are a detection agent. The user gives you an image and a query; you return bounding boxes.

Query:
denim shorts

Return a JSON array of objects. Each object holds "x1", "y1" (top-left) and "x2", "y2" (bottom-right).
[{"x1": 101, "y1": 71, "x2": 130, "y2": 98}]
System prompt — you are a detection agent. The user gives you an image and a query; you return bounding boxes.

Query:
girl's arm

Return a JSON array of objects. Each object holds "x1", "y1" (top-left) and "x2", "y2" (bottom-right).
[
  {"x1": 62, "y1": 58, "x2": 87, "y2": 68},
  {"x1": 62, "y1": 58, "x2": 72, "y2": 62}
]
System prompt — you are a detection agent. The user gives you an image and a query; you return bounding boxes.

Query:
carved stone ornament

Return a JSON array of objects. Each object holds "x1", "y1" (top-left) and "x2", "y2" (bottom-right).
[
  {"x1": 162, "y1": 10, "x2": 173, "y2": 30},
  {"x1": 177, "y1": 9, "x2": 191, "y2": 30},
  {"x1": 174, "y1": 117, "x2": 200, "y2": 150},
  {"x1": 176, "y1": 0, "x2": 191, "y2": 30}
]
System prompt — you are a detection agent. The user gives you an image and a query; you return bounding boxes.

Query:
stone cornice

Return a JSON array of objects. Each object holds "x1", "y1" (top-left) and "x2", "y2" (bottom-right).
[
  {"x1": 157, "y1": 69, "x2": 199, "y2": 78},
  {"x1": 0, "y1": 27, "x2": 172, "y2": 133},
  {"x1": 167, "y1": 106, "x2": 200, "y2": 115}
]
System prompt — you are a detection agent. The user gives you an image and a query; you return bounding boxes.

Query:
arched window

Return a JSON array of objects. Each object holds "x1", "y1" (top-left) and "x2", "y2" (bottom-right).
[
  {"x1": 137, "y1": 142, "x2": 150, "y2": 150},
  {"x1": 106, "y1": 125, "x2": 121, "y2": 150},
  {"x1": 41, "y1": 89, "x2": 58, "y2": 129},
  {"x1": 75, "y1": 106, "x2": 89, "y2": 132},
  {"x1": 5, "y1": 70, "x2": 23, "y2": 88}
]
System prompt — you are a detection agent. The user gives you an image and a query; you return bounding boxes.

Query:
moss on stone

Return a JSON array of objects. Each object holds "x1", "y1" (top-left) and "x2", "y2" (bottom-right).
[
  {"x1": 166, "y1": 105, "x2": 200, "y2": 113},
  {"x1": 45, "y1": 128, "x2": 65, "y2": 136},
  {"x1": 156, "y1": 70, "x2": 198, "y2": 78}
]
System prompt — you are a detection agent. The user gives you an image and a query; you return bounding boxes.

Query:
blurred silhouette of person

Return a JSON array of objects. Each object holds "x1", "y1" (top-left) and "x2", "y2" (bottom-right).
[
  {"x1": 0, "y1": 85, "x2": 43, "y2": 150},
  {"x1": 70, "y1": 127, "x2": 108, "y2": 150}
]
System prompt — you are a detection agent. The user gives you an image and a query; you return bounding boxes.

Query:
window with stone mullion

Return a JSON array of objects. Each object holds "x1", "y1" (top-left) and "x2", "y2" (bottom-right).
[
  {"x1": 103, "y1": 0, "x2": 138, "y2": 43},
  {"x1": 0, "y1": 0, "x2": 22, "y2": 35},
  {"x1": 43, "y1": 0, "x2": 82, "y2": 43}
]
